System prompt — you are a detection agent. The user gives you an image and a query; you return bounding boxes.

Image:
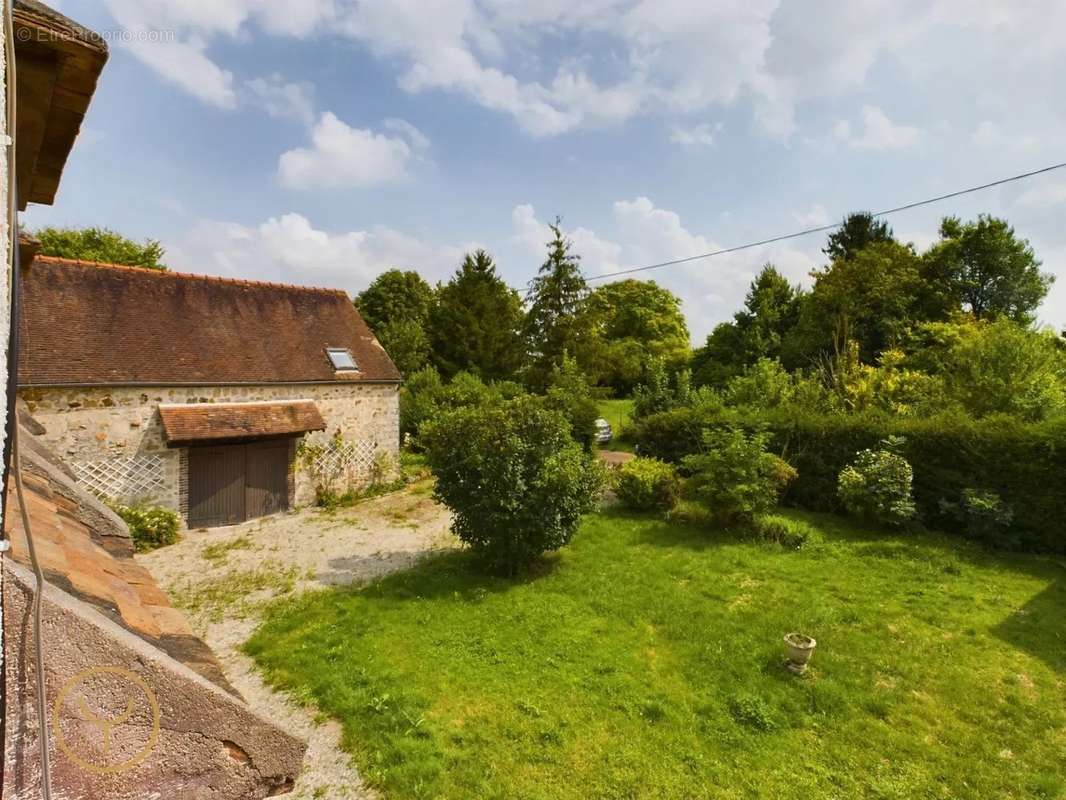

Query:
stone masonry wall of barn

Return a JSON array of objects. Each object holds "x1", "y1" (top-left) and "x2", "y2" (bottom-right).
[{"x1": 19, "y1": 383, "x2": 400, "y2": 523}]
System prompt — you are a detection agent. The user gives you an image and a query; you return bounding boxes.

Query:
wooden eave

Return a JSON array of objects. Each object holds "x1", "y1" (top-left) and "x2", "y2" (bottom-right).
[{"x1": 12, "y1": 0, "x2": 107, "y2": 209}]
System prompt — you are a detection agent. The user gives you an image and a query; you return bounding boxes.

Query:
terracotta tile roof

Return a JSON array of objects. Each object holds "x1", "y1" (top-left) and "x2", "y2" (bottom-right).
[
  {"x1": 159, "y1": 400, "x2": 326, "y2": 446},
  {"x1": 17, "y1": 256, "x2": 402, "y2": 387},
  {"x1": 5, "y1": 429, "x2": 238, "y2": 695}
]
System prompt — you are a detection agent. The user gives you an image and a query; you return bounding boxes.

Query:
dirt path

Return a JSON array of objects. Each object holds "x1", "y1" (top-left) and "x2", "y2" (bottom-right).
[{"x1": 138, "y1": 483, "x2": 456, "y2": 800}]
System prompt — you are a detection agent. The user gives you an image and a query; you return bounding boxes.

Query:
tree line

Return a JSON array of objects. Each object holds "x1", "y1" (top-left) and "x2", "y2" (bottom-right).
[
  {"x1": 693, "y1": 212, "x2": 1054, "y2": 387},
  {"x1": 34, "y1": 213, "x2": 1061, "y2": 420},
  {"x1": 355, "y1": 219, "x2": 690, "y2": 393}
]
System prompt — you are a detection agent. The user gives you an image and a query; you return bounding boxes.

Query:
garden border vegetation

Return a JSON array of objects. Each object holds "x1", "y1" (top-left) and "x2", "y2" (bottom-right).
[{"x1": 633, "y1": 407, "x2": 1066, "y2": 552}]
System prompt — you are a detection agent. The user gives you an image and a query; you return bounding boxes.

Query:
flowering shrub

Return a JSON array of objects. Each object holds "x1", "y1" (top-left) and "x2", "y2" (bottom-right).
[
  {"x1": 614, "y1": 458, "x2": 681, "y2": 512},
  {"x1": 682, "y1": 427, "x2": 797, "y2": 526},
  {"x1": 110, "y1": 503, "x2": 180, "y2": 552},
  {"x1": 837, "y1": 436, "x2": 916, "y2": 525}
]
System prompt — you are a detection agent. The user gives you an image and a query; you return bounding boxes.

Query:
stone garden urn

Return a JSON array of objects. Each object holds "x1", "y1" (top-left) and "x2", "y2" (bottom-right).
[{"x1": 784, "y1": 632, "x2": 817, "y2": 674}]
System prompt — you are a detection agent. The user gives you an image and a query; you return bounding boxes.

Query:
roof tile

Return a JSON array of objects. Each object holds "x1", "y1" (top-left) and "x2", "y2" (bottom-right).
[
  {"x1": 159, "y1": 400, "x2": 326, "y2": 445},
  {"x1": 18, "y1": 256, "x2": 402, "y2": 386},
  {"x1": 4, "y1": 465, "x2": 237, "y2": 694}
]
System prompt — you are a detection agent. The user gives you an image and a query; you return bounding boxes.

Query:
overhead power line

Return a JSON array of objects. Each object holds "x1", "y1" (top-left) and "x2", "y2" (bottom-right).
[{"x1": 586, "y1": 160, "x2": 1066, "y2": 283}]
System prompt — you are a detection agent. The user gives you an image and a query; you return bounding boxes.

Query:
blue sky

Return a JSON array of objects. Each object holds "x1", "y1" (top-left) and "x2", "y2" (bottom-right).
[{"x1": 26, "y1": 1, "x2": 1066, "y2": 342}]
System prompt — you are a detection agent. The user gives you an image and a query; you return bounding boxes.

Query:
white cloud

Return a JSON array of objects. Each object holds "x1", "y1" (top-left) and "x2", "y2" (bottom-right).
[
  {"x1": 337, "y1": 0, "x2": 776, "y2": 136},
  {"x1": 971, "y1": 120, "x2": 1040, "y2": 155},
  {"x1": 278, "y1": 112, "x2": 416, "y2": 189},
  {"x1": 245, "y1": 74, "x2": 315, "y2": 124},
  {"x1": 104, "y1": 0, "x2": 1066, "y2": 143},
  {"x1": 611, "y1": 197, "x2": 714, "y2": 263},
  {"x1": 669, "y1": 123, "x2": 719, "y2": 148},
  {"x1": 511, "y1": 198, "x2": 819, "y2": 341},
  {"x1": 834, "y1": 105, "x2": 921, "y2": 151},
  {"x1": 328, "y1": 0, "x2": 1066, "y2": 141},
  {"x1": 1016, "y1": 182, "x2": 1066, "y2": 210},
  {"x1": 125, "y1": 35, "x2": 237, "y2": 108},
  {"x1": 607, "y1": 197, "x2": 817, "y2": 338},
  {"x1": 104, "y1": 0, "x2": 334, "y2": 108},
  {"x1": 383, "y1": 118, "x2": 431, "y2": 152},
  {"x1": 510, "y1": 205, "x2": 623, "y2": 276},
  {"x1": 167, "y1": 212, "x2": 465, "y2": 294},
  {"x1": 106, "y1": 0, "x2": 334, "y2": 38},
  {"x1": 793, "y1": 204, "x2": 830, "y2": 228},
  {"x1": 253, "y1": 0, "x2": 337, "y2": 38}
]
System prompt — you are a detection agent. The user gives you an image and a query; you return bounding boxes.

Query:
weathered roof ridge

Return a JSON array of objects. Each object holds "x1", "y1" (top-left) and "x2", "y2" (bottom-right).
[
  {"x1": 14, "y1": 0, "x2": 109, "y2": 54},
  {"x1": 33, "y1": 255, "x2": 351, "y2": 298},
  {"x1": 158, "y1": 398, "x2": 317, "y2": 408}
]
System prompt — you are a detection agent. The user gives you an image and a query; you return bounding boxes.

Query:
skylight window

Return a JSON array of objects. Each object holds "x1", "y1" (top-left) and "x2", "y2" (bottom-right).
[{"x1": 327, "y1": 348, "x2": 358, "y2": 371}]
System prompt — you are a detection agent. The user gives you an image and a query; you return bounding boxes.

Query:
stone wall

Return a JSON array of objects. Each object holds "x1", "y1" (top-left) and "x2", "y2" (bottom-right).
[
  {"x1": 19, "y1": 383, "x2": 400, "y2": 522},
  {"x1": 0, "y1": 18, "x2": 9, "y2": 481}
]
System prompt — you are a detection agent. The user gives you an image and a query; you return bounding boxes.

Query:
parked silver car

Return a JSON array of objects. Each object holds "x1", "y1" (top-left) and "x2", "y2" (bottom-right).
[{"x1": 594, "y1": 417, "x2": 613, "y2": 444}]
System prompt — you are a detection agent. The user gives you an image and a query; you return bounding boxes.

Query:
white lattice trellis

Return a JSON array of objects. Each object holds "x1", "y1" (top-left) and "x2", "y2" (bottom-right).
[
  {"x1": 74, "y1": 455, "x2": 167, "y2": 501},
  {"x1": 311, "y1": 439, "x2": 377, "y2": 481}
]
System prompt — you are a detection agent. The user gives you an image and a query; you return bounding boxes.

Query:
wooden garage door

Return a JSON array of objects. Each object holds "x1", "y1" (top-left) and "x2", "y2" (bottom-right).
[
  {"x1": 246, "y1": 440, "x2": 291, "y2": 519},
  {"x1": 188, "y1": 441, "x2": 290, "y2": 528}
]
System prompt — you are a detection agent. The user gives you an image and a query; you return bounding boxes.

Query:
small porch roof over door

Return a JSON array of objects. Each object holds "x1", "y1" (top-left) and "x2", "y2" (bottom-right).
[{"x1": 159, "y1": 400, "x2": 326, "y2": 447}]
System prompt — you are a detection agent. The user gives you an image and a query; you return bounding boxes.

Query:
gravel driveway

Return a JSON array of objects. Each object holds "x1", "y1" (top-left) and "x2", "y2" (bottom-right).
[{"x1": 138, "y1": 483, "x2": 455, "y2": 800}]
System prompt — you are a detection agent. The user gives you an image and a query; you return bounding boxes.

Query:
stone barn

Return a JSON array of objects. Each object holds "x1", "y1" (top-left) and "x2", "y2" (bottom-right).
[{"x1": 17, "y1": 255, "x2": 401, "y2": 527}]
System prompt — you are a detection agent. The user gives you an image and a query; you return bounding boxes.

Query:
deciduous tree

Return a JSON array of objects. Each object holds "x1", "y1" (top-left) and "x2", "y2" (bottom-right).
[
  {"x1": 921, "y1": 215, "x2": 1053, "y2": 323},
  {"x1": 788, "y1": 241, "x2": 925, "y2": 364},
  {"x1": 581, "y1": 279, "x2": 690, "y2": 393},
  {"x1": 355, "y1": 269, "x2": 436, "y2": 375},
  {"x1": 36, "y1": 226, "x2": 166, "y2": 269},
  {"x1": 355, "y1": 269, "x2": 435, "y2": 331}
]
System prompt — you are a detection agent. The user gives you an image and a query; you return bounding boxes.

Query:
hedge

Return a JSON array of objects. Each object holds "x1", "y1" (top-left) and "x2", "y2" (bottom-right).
[{"x1": 633, "y1": 407, "x2": 1066, "y2": 553}]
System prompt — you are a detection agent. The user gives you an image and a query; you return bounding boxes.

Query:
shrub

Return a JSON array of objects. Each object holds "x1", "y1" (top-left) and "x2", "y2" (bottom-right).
[
  {"x1": 110, "y1": 503, "x2": 180, "y2": 552},
  {"x1": 545, "y1": 354, "x2": 600, "y2": 449},
  {"x1": 940, "y1": 488, "x2": 1015, "y2": 547},
  {"x1": 421, "y1": 395, "x2": 606, "y2": 573},
  {"x1": 632, "y1": 357, "x2": 694, "y2": 419},
  {"x1": 400, "y1": 366, "x2": 446, "y2": 441},
  {"x1": 837, "y1": 437, "x2": 917, "y2": 526},
  {"x1": 614, "y1": 458, "x2": 681, "y2": 512},
  {"x1": 682, "y1": 427, "x2": 796, "y2": 526},
  {"x1": 400, "y1": 367, "x2": 529, "y2": 445},
  {"x1": 633, "y1": 406, "x2": 1066, "y2": 552},
  {"x1": 935, "y1": 320, "x2": 1066, "y2": 422},
  {"x1": 723, "y1": 358, "x2": 795, "y2": 409}
]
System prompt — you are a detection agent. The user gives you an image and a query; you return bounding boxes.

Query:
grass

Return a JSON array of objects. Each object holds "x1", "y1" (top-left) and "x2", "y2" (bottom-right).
[
  {"x1": 201, "y1": 534, "x2": 254, "y2": 564},
  {"x1": 597, "y1": 398, "x2": 635, "y2": 453},
  {"x1": 245, "y1": 510, "x2": 1066, "y2": 800},
  {"x1": 172, "y1": 560, "x2": 302, "y2": 621}
]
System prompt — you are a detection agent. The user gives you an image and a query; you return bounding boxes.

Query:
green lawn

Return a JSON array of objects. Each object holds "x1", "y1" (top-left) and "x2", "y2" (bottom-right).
[
  {"x1": 597, "y1": 398, "x2": 635, "y2": 452},
  {"x1": 246, "y1": 510, "x2": 1066, "y2": 800}
]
